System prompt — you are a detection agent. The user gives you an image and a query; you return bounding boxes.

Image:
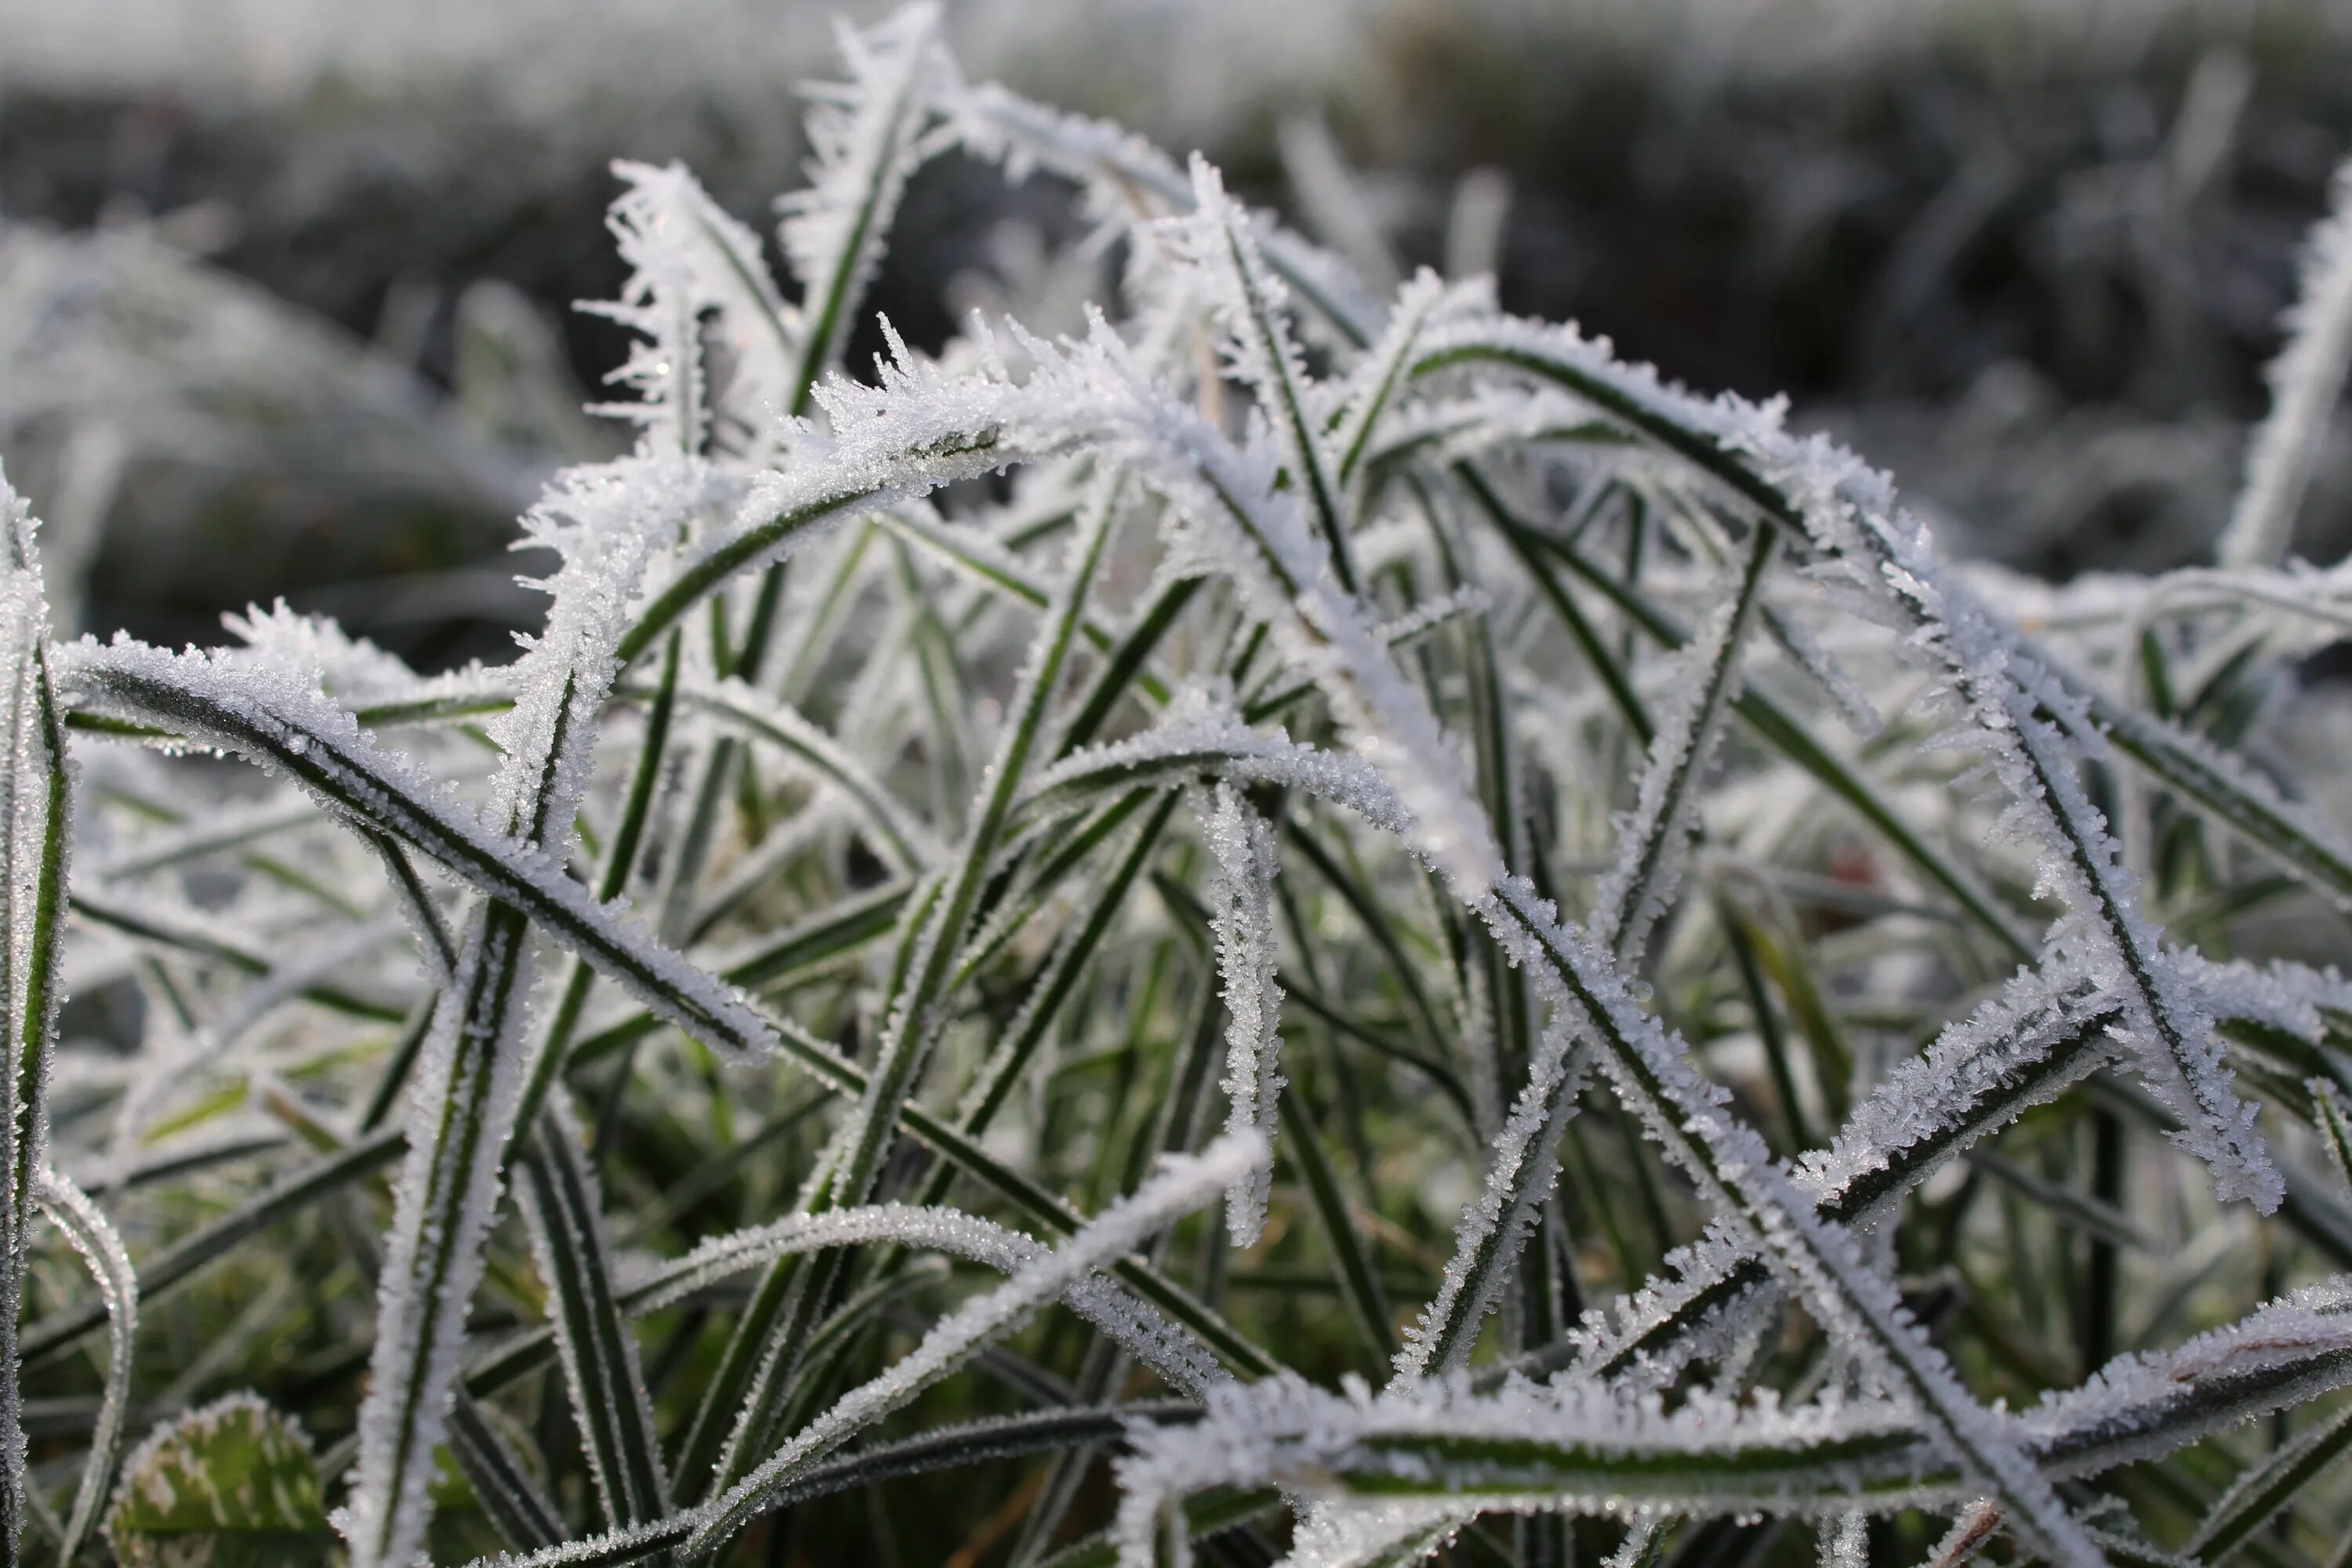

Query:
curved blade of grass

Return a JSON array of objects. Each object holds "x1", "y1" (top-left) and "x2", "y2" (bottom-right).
[
  {"x1": 2085, "y1": 687, "x2": 2352, "y2": 915},
  {"x1": 0, "y1": 470, "x2": 74, "y2": 1568},
  {"x1": 35, "y1": 1171, "x2": 135, "y2": 1565},
  {"x1": 1131, "y1": 1281, "x2": 2352, "y2": 1559},
  {"x1": 1178, "y1": 158, "x2": 1359, "y2": 591},
  {"x1": 2185, "y1": 1402, "x2": 2352, "y2": 1563},
  {"x1": 1471, "y1": 474, "x2": 2034, "y2": 960},
  {"x1": 1480, "y1": 883, "x2": 2106, "y2": 1566},
  {"x1": 655, "y1": 677, "x2": 936, "y2": 872},
  {"x1": 60, "y1": 646, "x2": 780, "y2": 1065}
]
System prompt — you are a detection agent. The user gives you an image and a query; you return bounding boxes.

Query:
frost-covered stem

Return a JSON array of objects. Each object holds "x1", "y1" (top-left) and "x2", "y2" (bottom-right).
[
  {"x1": 2074, "y1": 680, "x2": 2352, "y2": 915},
  {"x1": 1505, "y1": 514, "x2": 2034, "y2": 959},
  {"x1": 0, "y1": 476, "x2": 70, "y2": 1566},
  {"x1": 710, "y1": 3, "x2": 946, "y2": 691},
  {"x1": 700, "y1": 471, "x2": 1127, "y2": 1495},
  {"x1": 1332, "y1": 272, "x2": 1456, "y2": 486},
  {"x1": 60, "y1": 649, "x2": 779, "y2": 1067},
  {"x1": 36, "y1": 1171, "x2": 134, "y2": 1565},
  {"x1": 512, "y1": 626, "x2": 680, "y2": 1139},
  {"x1": 779, "y1": 7, "x2": 943, "y2": 410},
  {"x1": 1181, "y1": 158, "x2": 1359, "y2": 592},
  {"x1": 1118, "y1": 1279, "x2": 2352, "y2": 1563},
  {"x1": 1197, "y1": 785, "x2": 1285, "y2": 1244},
  {"x1": 2216, "y1": 151, "x2": 2352, "y2": 569}
]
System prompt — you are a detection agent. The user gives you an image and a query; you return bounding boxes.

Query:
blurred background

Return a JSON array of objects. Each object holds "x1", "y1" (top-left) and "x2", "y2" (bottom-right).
[{"x1": 5, "y1": 0, "x2": 2352, "y2": 666}]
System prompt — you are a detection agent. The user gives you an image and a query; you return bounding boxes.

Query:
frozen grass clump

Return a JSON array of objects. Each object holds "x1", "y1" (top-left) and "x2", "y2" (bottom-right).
[{"x1": 5, "y1": 7, "x2": 2352, "y2": 1565}]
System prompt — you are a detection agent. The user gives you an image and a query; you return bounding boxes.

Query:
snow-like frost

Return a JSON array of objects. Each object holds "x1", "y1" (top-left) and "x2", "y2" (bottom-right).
[
  {"x1": 1199, "y1": 784, "x2": 1285, "y2": 1244},
  {"x1": 2218, "y1": 149, "x2": 2352, "y2": 569},
  {"x1": 583, "y1": 160, "x2": 791, "y2": 455},
  {"x1": 775, "y1": 5, "x2": 952, "y2": 387}
]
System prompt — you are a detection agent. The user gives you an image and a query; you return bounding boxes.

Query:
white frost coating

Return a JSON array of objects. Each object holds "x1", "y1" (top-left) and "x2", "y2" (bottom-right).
[
  {"x1": 775, "y1": 5, "x2": 950, "y2": 384},
  {"x1": 1566, "y1": 944, "x2": 2321, "y2": 1390},
  {"x1": 2310, "y1": 1078, "x2": 2352, "y2": 1196},
  {"x1": 37, "y1": 1169, "x2": 138, "y2": 1560},
  {"x1": 1027, "y1": 689, "x2": 1411, "y2": 838},
  {"x1": 583, "y1": 159, "x2": 793, "y2": 455},
  {"x1": 495, "y1": 456, "x2": 710, "y2": 844},
  {"x1": 680, "y1": 1132, "x2": 1262, "y2": 1555},
  {"x1": 2218, "y1": 151, "x2": 2352, "y2": 569},
  {"x1": 1588, "y1": 535, "x2": 1772, "y2": 966},
  {"x1": 1604, "y1": 1523, "x2": 1661, "y2": 1568},
  {"x1": 56, "y1": 637, "x2": 779, "y2": 1062},
  {"x1": 621, "y1": 1200, "x2": 1225, "y2": 1397},
  {"x1": 1820, "y1": 1513, "x2": 1867, "y2": 1568},
  {"x1": 0, "y1": 466, "x2": 67, "y2": 1555},
  {"x1": 1114, "y1": 1373, "x2": 1925, "y2": 1568},
  {"x1": 1327, "y1": 270, "x2": 1490, "y2": 485},
  {"x1": 220, "y1": 601, "x2": 431, "y2": 710},
  {"x1": 1392, "y1": 1002, "x2": 1587, "y2": 1380},
  {"x1": 1791, "y1": 956, "x2": 2115, "y2": 1225},
  {"x1": 1370, "y1": 585, "x2": 1493, "y2": 652},
  {"x1": 2172, "y1": 950, "x2": 2332, "y2": 1043},
  {"x1": 1561, "y1": 1221, "x2": 1778, "y2": 1394},
  {"x1": 1284, "y1": 1499, "x2": 1480, "y2": 1568},
  {"x1": 1199, "y1": 785, "x2": 1285, "y2": 1244},
  {"x1": 712, "y1": 309, "x2": 1505, "y2": 891},
  {"x1": 1165, "y1": 157, "x2": 1355, "y2": 585},
  {"x1": 2020, "y1": 1276, "x2": 2352, "y2": 1476}
]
